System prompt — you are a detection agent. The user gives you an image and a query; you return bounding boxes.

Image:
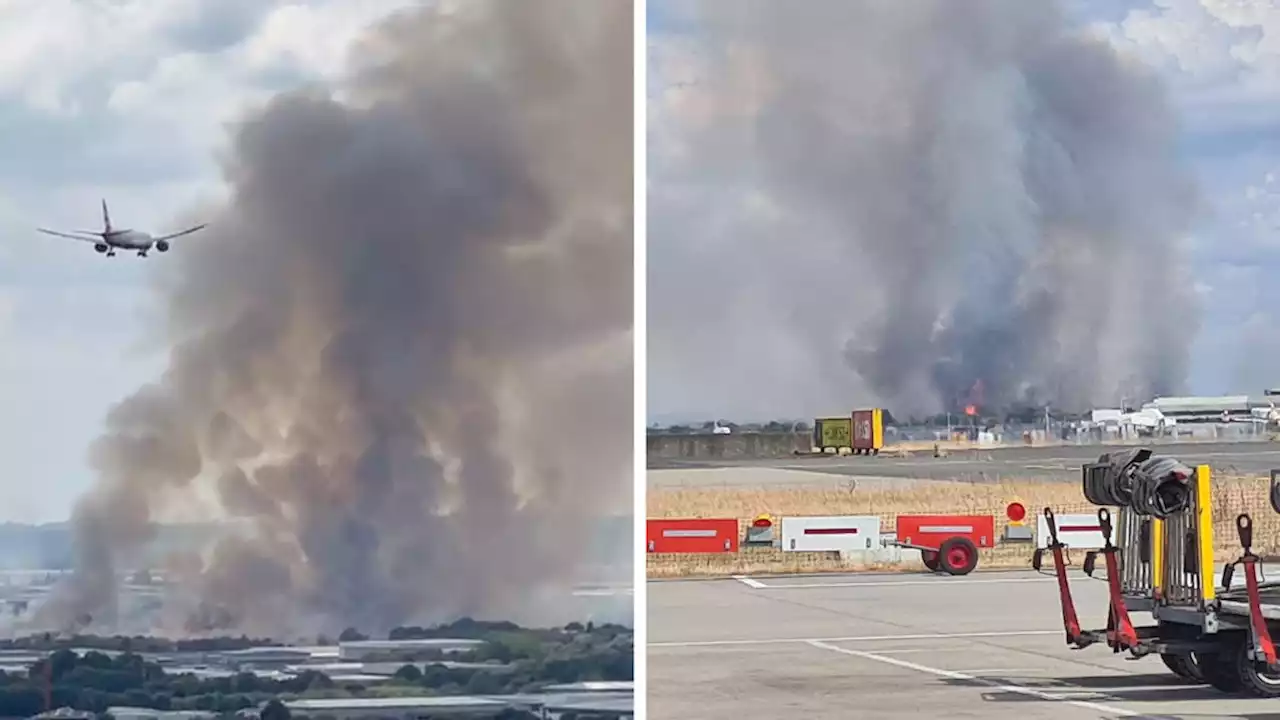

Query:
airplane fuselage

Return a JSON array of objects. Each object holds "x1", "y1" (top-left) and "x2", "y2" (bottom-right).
[
  {"x1": 96, "y1": 229, "x2": 173, "y2": 257},
  {"x1": 104, "y1": 229, "x2": 153, "y2": 250}
]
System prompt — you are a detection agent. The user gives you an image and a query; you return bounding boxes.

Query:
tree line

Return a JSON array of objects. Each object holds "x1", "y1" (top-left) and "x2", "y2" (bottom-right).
[{"x1": 0, "y1": 620, "x2": 632, "y2": 718}]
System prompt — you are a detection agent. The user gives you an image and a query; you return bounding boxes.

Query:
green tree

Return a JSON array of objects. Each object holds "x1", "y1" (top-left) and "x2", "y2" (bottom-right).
[
  {"x1": 464, "y1": 672, "x2": 502, "y2": 695},
  {"x1": 337, "y1": 628, "x2": 367, "y2": 642},
  {"x1": 476, "y1": 640, "x2": 514, "y2": 663},
  {"x1": 393, "y1": 665, "x2": 422, "y2": 682},
  {"x1": 0, "y1": 688, "x2": 45, "y2": 718},
  {"x1": 261, "y1": 698, "x2": 292, "y2": 720}
]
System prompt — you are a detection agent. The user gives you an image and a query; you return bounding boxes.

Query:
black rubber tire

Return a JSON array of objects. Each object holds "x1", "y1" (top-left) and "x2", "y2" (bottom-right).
[
  {"x1": 937, "y1": 537, "x2": 980, "y2": 576},
  {"x1": 1229, "y1": 632, "x2": 1280, "y2": 698},
  {"x1": 1199, "y1": 643, "x2": 1244, "y2": 694},
  {"x1": 922, "y1": 550, "x2": 940, "y2": 572},
  {"x1": 1159, "y1": 653, "x2": 1202, "y2": 683}
]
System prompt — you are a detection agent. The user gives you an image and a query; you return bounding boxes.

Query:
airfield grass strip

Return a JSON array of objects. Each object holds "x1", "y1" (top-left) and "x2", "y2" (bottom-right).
[{"x1": 647, "y1": 475, "x2": 1280, "y2": 578}]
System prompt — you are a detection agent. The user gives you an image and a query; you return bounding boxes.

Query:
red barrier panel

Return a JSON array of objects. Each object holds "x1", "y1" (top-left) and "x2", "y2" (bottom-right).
[
  {"x1": 895, "y1": 514, "x2": 995, "y2": 550},
  {"x1": 647, "y1": 518, "x2": 739, "y2": 553}
]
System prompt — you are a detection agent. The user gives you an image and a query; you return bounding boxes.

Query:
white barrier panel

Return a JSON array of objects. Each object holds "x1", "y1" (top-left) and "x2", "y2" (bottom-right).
[
  {"x1": 781, "y1": 515, "x2": 881, "y2": 552},
  {"x1": 1035, "y1": 512, "x2": 1117, "y2": 550}
]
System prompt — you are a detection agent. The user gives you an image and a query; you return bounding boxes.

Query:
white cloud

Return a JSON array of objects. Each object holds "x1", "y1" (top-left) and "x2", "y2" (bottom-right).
[
  {"x1": 0, "y1": 0, "x2": 417, "y2": 522},
  {"x1": 1074, "y1": 1, "x2": 1280, "y2": 393},
  {"x1": 1095, "y1": 0, "x2": 1280, "y2": 133}
]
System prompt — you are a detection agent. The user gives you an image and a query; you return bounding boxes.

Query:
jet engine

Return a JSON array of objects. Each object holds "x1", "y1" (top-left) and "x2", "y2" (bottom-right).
[
  {"x1": 155, "y1": 240, "x2": 170, "y2": 252},
  {"x1": 94, "y1": 243, "x2": 108, "y2": 253}
]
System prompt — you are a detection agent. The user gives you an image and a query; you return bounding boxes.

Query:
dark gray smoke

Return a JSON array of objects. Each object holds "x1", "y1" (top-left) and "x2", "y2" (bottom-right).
[
  {"x1": 648, "y1": 0, "x2": 1199, "y2": 420},
  {"x1": 38, "y1": 0, "x2": 633, "y2": 637}
]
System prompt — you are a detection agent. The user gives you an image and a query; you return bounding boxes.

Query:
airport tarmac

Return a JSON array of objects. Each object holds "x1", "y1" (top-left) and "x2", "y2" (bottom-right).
[
  {"x1": 649, "y1": 440, "x2": 1280, "y2": 486},
  {"x1": 648, "y1": 570, "x2": 1276, "y2": 719}
]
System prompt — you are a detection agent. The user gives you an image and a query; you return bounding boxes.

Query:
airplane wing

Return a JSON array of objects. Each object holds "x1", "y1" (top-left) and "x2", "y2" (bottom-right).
[
  {"x1": 36, "y1": 228, "x2": 103, "y2": 244},
  {"x1": 152, "y1": 224, "x2": 208, "y2": 243}
]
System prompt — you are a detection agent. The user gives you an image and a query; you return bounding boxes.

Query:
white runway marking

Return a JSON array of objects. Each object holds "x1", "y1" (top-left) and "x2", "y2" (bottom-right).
[
  {"x1": 865, "y1": 647, "x2": 993, "y2": 657},
  {"x1": 731, "y1": 575, "x2": 766, "y2": 588},
  {"x1": 650, "y1": 629, "x2": 1061, "y2": 648},
  {"x1": 1052, "y1": 686, "x2": 1197, "y2": 696},
  {"x1": 754, "y1": 576, "x2": 1053, "y2": 589},
  {"x1": 806, "y1": 640, "x2": 1145, "y2": 717}
]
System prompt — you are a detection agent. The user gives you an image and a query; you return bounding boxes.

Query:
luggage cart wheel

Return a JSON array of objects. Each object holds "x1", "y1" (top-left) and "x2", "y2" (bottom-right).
[
  {"x1": 937, "y1": 537, "x2": 979, "y2": 576},
  {"x1": 1199, "y1": 634, "x2": 1246, "y2": 695},
  {"x1": 921, "y1": 550, "x2": 940, "y2": 572},
  {"x1": 1227, "y1": 631, "x2": 1280, "y2": 698},
  {"x1": 1159, "y1": 653, "x2": 1203, "y2": 684}
]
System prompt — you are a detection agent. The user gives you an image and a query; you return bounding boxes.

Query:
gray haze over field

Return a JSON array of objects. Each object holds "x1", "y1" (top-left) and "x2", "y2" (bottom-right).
[
  {"x1": 34, "y1": 0, "x2": 633, "y2": 637},
  {"x1": 649, "y1": 0, "x2": 1200, "y2": 420}
]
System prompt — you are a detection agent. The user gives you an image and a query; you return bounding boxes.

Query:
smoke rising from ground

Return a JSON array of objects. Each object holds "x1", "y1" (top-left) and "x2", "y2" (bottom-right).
[
  {"x1": 649, "y1": 0, "x2": 1199, "y2": 420},
  {"x1": 38, "y1": 0, "x2": 633, "y2": 637}
]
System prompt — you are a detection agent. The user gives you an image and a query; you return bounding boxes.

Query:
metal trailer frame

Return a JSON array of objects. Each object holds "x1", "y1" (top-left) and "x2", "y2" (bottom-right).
[
  {"x1": 890, "y1": 514, "x2": 996, "y2": 576},
  {"x1": 1034, "y1": 463, "x2": 1280, "y2": 697},
  {"x1": 888, "y1": 539, "x2": 975, "y2": 576}
]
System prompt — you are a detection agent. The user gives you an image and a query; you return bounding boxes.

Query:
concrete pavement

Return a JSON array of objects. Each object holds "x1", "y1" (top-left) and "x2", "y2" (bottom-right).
[
  {"x1": 648, "y1": 570, "x2": 1278, "y2": 718},
  {"x1": 649, "y1": 440, "x2": 1280, "y2": 486}
]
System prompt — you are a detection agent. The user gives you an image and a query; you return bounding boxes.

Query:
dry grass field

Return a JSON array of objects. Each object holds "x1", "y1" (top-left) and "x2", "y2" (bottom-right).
[{"x1": 647, "y1": 473, "x2": 1280, "y2": 578}]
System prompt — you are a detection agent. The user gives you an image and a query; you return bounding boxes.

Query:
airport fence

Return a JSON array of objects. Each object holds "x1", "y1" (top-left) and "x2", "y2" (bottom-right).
[{"x1": 646, "y1": 471, "x2": 1280, "y2": 578}]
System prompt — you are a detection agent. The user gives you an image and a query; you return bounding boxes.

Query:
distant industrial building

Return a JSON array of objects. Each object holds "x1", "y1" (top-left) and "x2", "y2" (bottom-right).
[
  {"x1": 220, "y1": 646, "x2": 316, "y2": 667},
  {"x1": 278, "y1": 686, "x2": 636, "y2": 719},
  {"x1": 21, "y1": 650, "x2": 633, "y2": 719},
  {"x1": 106, "y1": 708, "x2": 216, "y2": 720},
  {"x1": 281, "y1": 696, "x2": 509, "y2": 719},
  {"x1": 0, "y1": 640, "x2": 509, "y2": 687},
  {"x1": 1141, "y1": 395, "x2": 1276, "y2": 424},
  {"x1": 337, "y1": 638, "x2": 486, "y2": 661},
  {"x1": 155, "y1": 640, "x2": 501, "y2": 682},
  {"x1": 1077, "y1": 391, "x2": 1280, "y2": 441}
]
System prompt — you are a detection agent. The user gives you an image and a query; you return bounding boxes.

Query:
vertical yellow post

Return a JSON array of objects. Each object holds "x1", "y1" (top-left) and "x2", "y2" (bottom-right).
[
  {"x1": 1196, "y1": 464, "x2": 1215, "y2": 603},
  {"x1": 1151, "y1": 518, "x2": 1164, "y2": 595}
]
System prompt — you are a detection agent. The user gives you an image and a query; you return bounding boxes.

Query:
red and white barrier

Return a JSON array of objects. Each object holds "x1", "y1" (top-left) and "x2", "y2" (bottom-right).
[
  {"x1": 780, "y1": 515, "x2": 881, "y2": 552},
  {"x1": 1035, "y1": 512, "x2": 1116, "y2": 550},
  {"x1": 895, "y1": 514, "x2": 995, "y2": 550},
  {"x1": 646, "y1": 518, "x2": 739, "y2": 553}
]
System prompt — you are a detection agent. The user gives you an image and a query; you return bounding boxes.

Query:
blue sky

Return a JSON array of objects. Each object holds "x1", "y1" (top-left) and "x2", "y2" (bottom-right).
[
  {"x1": 0, "y1": 0, "x2": 417, "y2": 522},
  {"x1": 647, "y1": 0, "x2": 1280, "y2": 422}
]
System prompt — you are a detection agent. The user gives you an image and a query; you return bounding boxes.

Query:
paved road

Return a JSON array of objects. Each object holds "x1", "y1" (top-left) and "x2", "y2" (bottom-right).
[
  {"x1": 649, "y1": 440, "x2": 1280, "y2": 485},
  {"x1": 648, "y1": 571, "x2": 1272, "y2": 719}
]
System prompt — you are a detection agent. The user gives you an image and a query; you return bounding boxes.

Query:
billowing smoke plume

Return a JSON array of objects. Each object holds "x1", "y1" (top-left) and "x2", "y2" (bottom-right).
[
  {"x1": 39, "y1": 0, "x2": 633, "y2": 637},
  {"x1": 648, "y1": 0, "x2": 1198, "y2": 420}
]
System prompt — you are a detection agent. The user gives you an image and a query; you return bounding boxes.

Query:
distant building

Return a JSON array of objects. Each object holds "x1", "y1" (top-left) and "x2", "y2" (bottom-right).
[
  {"x1": 29, "y1": 708, "x2": 94, "y2": 720},
  {"x1": 543, "y1": 681, "x2": 634, "y2": 693},
  {"x1": 280, "y1": 696, "x2": 509, "y2": 719},
  {"x1": 1090, "y1": 409, "x2": 1122, "y2": 426},
  {"x1": 283, "y1": 660, "x2": 514, "y2": 678},
  {"x1": 1143, "y1": 395, "x2": 1274, "y2": 425},
  {"x1": 280, "y1": 689, "x2": 636, "y2": 719},
  {"x1": 337, "y1": 638, "x2": 485, "y2": 661},
  {"x1": 106, "y1": 708, "x2": 216, "y2": 720},
  {"x1": 220, "y1": 646, "x2": 315, "y2": 669}
]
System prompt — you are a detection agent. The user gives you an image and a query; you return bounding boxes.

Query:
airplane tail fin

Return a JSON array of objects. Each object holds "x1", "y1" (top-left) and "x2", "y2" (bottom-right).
[{"x1": 101, "y1": 199, "x2": 112, "y2": 233}]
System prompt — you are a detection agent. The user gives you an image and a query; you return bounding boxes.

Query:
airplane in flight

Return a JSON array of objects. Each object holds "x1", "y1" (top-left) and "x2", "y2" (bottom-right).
[{"x1": 36, "y1": 199, "x2": 207, "y2": 257}]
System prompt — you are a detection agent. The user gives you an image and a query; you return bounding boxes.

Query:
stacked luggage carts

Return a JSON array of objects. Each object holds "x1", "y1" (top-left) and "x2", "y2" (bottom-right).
[{"x1": 1033, "y1": 448, "x2": 1280, "y2": 697}]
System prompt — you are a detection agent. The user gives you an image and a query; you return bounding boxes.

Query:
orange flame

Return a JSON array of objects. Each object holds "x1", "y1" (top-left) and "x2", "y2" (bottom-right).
[{"x1": 964, "y1": 405, "x2": 977, "y2": 416}]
